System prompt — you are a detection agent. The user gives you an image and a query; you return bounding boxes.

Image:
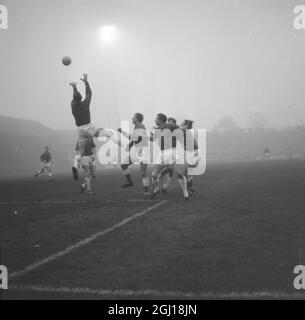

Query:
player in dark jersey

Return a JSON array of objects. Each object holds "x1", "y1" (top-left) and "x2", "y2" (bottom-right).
[
  {"x1": 117, "y1": 113, "x2": 150, "y2": 197},
  {"x1": 69, "y1": 74, "x2": 104, "y2": 181},
  {"x1": 71, "y1": 74, "x2": 92, "y2": 128},
  {"x1": 151, "y1": 114, "x2": 190, "y2": 201},
  {"x1": 35, "y1": 146, "x2": 54, "y2": 181}
]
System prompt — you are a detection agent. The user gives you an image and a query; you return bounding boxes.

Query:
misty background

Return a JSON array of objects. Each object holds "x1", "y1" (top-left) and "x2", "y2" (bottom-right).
[{"x1": 0, "y1": 0, "x2": 305, "y2": 175}]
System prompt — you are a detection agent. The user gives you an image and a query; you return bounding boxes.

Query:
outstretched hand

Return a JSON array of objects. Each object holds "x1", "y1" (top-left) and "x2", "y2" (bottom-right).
[
  {"x1": 80, "y1": 73, "x2": 88, "y2": 83},
  {"x1": 118, "y1": 128, "x2": 128, "y2": 137},
  {"x1": 69, "y1": 82, "x2": 77, "y2": 88}
]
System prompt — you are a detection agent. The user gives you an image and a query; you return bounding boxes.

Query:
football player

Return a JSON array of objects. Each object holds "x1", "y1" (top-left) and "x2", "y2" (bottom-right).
[
  {"x1": 118, "y1": 113, "x2": 150, "y2": 197},
  {"x1": 181, "y1": 120, "x2": 199, "y2": 195},
  {"x1": 150, "y1": 114, "x2": 189, "y2": 201},
  {"x1": 35, "y1": 146, "x2": 54, "y2": 181},
  {"x1": 77, "y1": 133, "x2": 97, "y2": 195},
  {"x1": 69, "y1": 74, "x2": 104, "y2": 181}
]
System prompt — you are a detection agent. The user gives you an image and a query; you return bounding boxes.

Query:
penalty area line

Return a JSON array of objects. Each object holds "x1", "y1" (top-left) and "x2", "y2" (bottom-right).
[
  {"x1": 9, "y1": 200, "x2": 167, "y2": 280},
  {"x1": 8, "y1": 285, "x2": 305, "y2": 299}
]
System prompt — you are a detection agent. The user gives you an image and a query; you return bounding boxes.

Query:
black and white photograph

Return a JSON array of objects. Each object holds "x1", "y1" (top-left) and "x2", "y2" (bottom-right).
[{"x1": 1, "y1": 0, "x2": 305, "y2": 304}]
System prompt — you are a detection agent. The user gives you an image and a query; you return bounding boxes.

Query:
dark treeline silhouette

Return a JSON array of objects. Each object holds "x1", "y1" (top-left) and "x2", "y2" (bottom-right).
[
  {"x1": 208, "y1": 116, "x2": 305, "y2": 161},
  {"x1": 0, "y1": 116, "x2": 304, "y2": 176}
]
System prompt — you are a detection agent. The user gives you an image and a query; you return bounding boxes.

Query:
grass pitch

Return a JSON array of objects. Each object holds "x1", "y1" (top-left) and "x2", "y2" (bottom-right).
[{"x1": 1, "y1": 160, "x2": 305, "y2": 299}]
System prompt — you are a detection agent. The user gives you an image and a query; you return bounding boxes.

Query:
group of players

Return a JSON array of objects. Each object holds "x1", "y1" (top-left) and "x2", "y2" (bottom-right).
[{"x1": 35, "y1": 74, "x2": 199, "y2": 201}]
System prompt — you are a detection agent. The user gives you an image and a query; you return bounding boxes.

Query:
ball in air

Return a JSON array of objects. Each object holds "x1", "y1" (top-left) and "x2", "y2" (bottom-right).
[{"x1": 62, "y1": 56, "x2": 72, "y2": 66}]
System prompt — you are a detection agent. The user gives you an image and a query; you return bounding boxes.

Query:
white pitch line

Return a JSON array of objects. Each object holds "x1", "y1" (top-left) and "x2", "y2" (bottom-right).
[
  {"x1": 9, "y1": 200, "x2": 167, "y2": 280},
  {"x1": 0, "y1": 199, "x2": 161, "y2": 205},
  {"x1": 8, "y1": 285, "x2": 305, "y2": 299},
  {"x1": 0, "y1": 201, "x2": 88, "y2": 205}
]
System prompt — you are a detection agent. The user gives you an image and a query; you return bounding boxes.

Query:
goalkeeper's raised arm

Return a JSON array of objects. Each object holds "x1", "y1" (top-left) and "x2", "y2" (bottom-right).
[{"x1": 81, "y1": 73, "x2": 92, "y2": 105}]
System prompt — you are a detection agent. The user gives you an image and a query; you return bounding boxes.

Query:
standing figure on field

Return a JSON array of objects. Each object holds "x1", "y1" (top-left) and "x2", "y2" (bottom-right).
[
  {"x1": 117, "y1": 113, "x2": 150, "y2": 198},
  {"x1": 157, "y1": 117, "x2": 177, "y2": 194},
  {"x1": 35, "y1": 146, "x2": 54, "y2": 181},
  {"x1": 181, "y1": 120, "x2": 199, "y2": 196}
]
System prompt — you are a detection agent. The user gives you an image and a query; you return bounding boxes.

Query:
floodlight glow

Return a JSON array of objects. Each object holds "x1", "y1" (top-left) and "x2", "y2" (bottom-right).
[{"x1": 100, "y1": 26, "x2": 118, "y2": 43}]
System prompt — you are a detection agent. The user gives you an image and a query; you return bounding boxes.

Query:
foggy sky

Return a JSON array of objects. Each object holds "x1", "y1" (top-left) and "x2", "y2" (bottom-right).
[{"x1": 1, "y1": 0, "x2": 305, "y2": 130}]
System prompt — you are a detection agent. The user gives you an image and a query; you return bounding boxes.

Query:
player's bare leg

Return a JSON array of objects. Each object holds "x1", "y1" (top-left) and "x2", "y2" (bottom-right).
[
  {"x1": 46, "y1": 166, "x2": 54, "y2": 181},
  {"x1": 84, "y1": 176, "x2": 93, "y2": 194},
  {"x1": 81, "y1": 165, "x2": 94, "y2": 195},
  {"x1": 161, "y1": 167, "x2": 174, "y2": 194},
  {"x1": 158, "y1": 167, "x2": 170, "y2": 180},
  {"x1": 35, "y1": 168, "x2": 44, "y2": 178},
  {"x1": 185, "y1": 150, "x2": 199, "y2": 196},
  {"x1": 72, "y1": 154, "x2": 81, "y2": 181},
  {"x1": 90, "y1": 162, "x2": 96, "y2": 179},
  {"x1": 175, "y1": 165, "x2": 190, "y2": 201},
  {"x1": 187, "y1": 176, "x2": 195, "y2": 195},
  {"x1": 151, "y1": 165, "x2": 164, "y2": 198}
]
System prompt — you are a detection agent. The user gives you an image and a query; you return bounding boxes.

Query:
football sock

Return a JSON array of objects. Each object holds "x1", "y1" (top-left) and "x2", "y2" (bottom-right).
[
  {"x1": 143, "y1": 177, "x2": 150, "y2": 193},
  {"x1": 152, "y1": 176, "x2": 160, "y2": 194},
  {"x1": 125, "y1": 174, "x2": 133, "y2": 185},
  {"x1": 158, "y1": 168, "x2": 168, "y2": 180},
  {"x1": 123, "y1": 166, "x2": 130, "y2": 175},
  {"x1": 163, "y1": 174, "x2": 172, "y2": 190},
  {"x1": 90, "y1": 165, "x2": 96, "y2": 177},
  {"x1": 84, "y1": 177, "x2": 91, "y2": 192},
  {"x1": 143, "y1": 177, "x2": 150, "y2": 187}
]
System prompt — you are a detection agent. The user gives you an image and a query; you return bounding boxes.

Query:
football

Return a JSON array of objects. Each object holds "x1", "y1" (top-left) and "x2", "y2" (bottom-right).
[{"x1": 62, "y1": 56, "x2": 72, "y2": 66}]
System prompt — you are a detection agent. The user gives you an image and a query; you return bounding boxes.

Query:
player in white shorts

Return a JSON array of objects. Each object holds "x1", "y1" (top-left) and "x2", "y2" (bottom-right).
[
  {"x1": 117, "y1": 113, "x2": 150, "y2": 197},
  {"x1": 35, "y1": 146, "x2": 54, "y2": 181},
  {"x1": 181, "y1": 120, "x2": 199, "y2": 195},
  {"x1": 157, "y1": 117, "x2": 177, "y2": 194}
]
